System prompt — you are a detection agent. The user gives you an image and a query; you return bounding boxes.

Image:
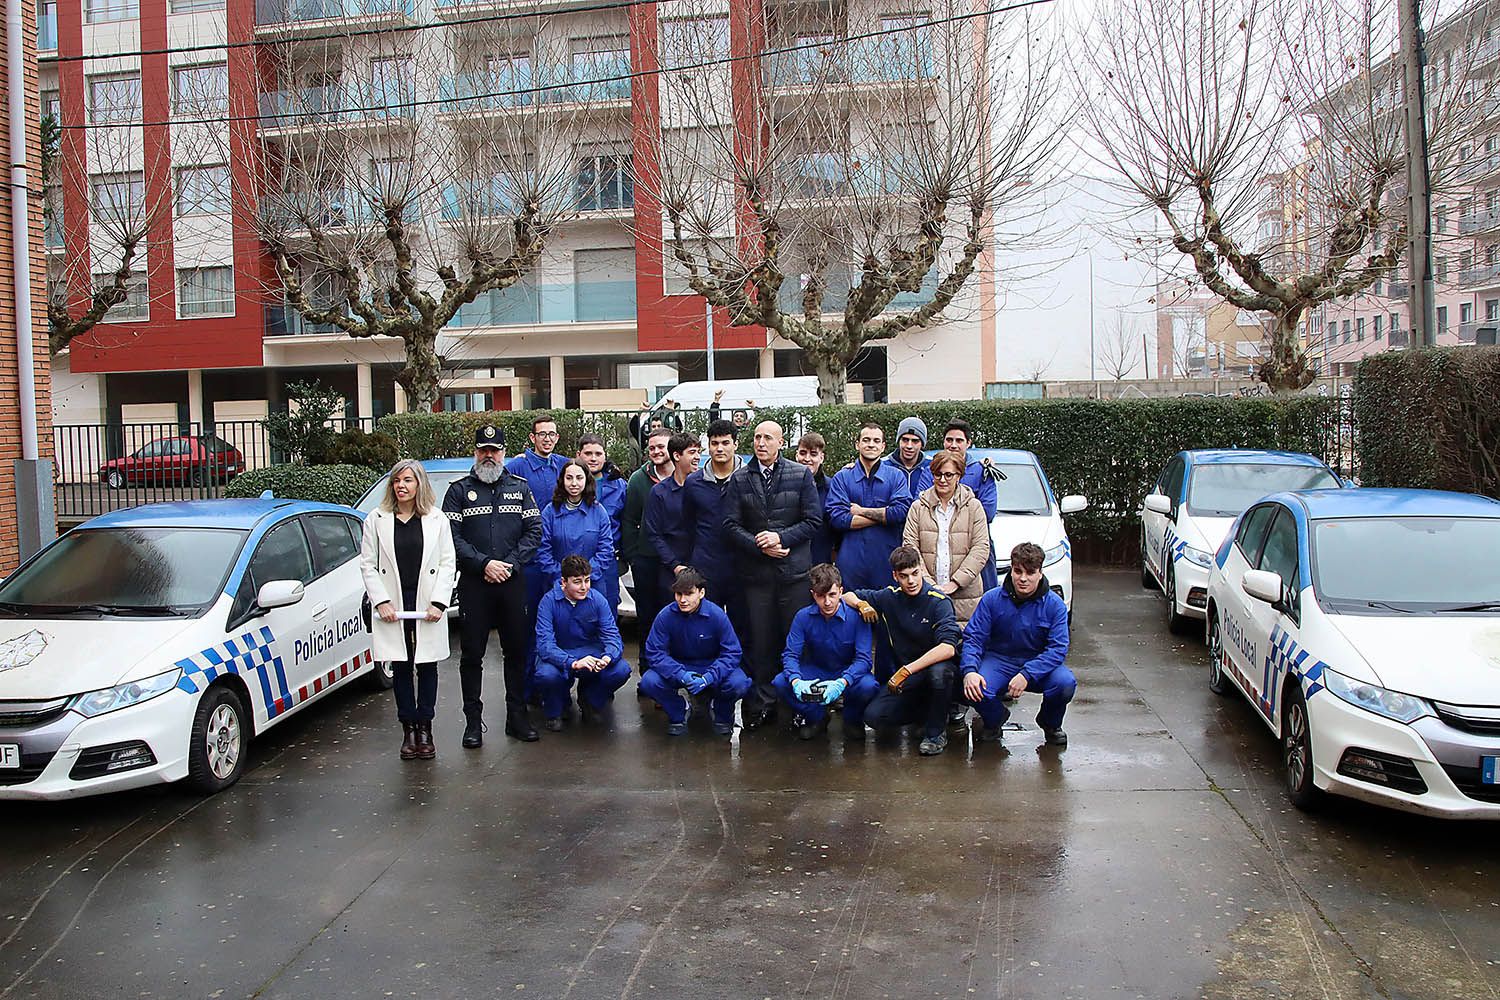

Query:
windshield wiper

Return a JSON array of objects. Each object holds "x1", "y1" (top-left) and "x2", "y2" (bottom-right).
[
  {"x1": 1362, "y1": 601, "x2": 1416, "y2": 614},
  {"x1": 1432, "y1": 602, "x2": 1500, "y2": 613},
  {"x1": 997, "y1": 508, "x2": 1047, "y2": 516},
  {"x1": 64, "y1": 604, "x2": 188, "y2": 617}
]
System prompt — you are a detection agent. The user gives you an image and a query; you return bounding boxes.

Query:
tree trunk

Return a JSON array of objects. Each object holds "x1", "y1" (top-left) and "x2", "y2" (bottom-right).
[
  {"x1": 398, "y1": 331, "x2": 443, "y2": 412},
  {"x1": 813, "y1": 355, "x2": 845, "y2": 405},
  {"x1": 1257, "y1": 308, "x2": 1316, "y2": 394}
]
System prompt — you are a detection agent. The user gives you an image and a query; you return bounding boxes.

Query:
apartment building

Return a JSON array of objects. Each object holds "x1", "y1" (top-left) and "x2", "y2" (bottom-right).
[{"x1": 39, "y1": 0, "x2": 993, "y2": 427}]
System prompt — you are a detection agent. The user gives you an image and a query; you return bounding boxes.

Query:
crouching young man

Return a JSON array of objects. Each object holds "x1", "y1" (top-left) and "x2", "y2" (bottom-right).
[
  {"x1": 534, "y1": 555, "x2": 632, "y2": 730},
  {"x1": 844, "y1": 545, "x2": 961, "y2": 755},
  {"x1": 960, "y1": 542, "x2": 1075, "y2": 747},
  {"x1": 638, "y1": 568, "x2": 752, "y2": 737},
  {"x1": 772, "y1": 564, "x2": 881, "y2": 741}
]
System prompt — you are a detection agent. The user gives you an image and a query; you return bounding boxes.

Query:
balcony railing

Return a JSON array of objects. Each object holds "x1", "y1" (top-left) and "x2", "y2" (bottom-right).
[
  {"x1": 1457, "y1": 150, "x2": 1500, "y2": 182},
  {"x1": 265, "y1": 304, "x2": 350, "y2": 337},
  {"x1": 1457, "y1": 320, "x2": 1498, "y2": 343},
  {"x1": 1459, "y1": 262, "x2": 1500, "y2": 287},
  {"x1": 448, "y1": 279, "x2": 637, "y2": 327},
  {"x1": 437, "y1": 58, "x2": 631, "y2": 112},
  {"x1": 776, "y1": 269, "x2": 940, "y2": 315},
  {"x1": 788, "y1": 154, "x2": 906, "y2": 199},
  {"x1": 765, "y1": 37, "x2": 936, "y2": 89},
  {"x1": 1387, "y1": 281, "x2": 1409, "y2": 299},
  {"x1": 38, "y1": 5, "x2": 57, "y2": 51},
  {"x1": 255, "y1": 0, "x2": 413, "y2": 26},
  {"x1": 261, "y1": 189, "x2": 417, "y2": 231},
  {"x1": 258, "y1": 83, "x2": 417, "y2": 127},
  {"x1": 1458, "y1": 207, "x2": 1500, "y2": 235}
]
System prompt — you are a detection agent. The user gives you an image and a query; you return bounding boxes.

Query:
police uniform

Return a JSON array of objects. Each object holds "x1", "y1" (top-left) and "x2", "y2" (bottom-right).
[{"x1": 444, "y1": 425, "x2": 543, "y2": 743}]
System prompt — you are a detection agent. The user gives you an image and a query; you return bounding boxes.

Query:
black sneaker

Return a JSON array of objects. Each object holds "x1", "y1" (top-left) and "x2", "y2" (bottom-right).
[
  {"x1": 743, "y1": 708, "x2": 775, "y2": 732},
  {"x1": 947, "y1": 706, "x2": 968, "y2": 729},
  {"x1": 504, "y1": 715, "x2": 539, "y2": 742},
  {"x1": 918, "y1": 733, "x2": 948, "y2": 756},
  {"x1": 666, "y1": 720, "x2": 688, "y2": 736},
  {"x1": 711, "y1": 719, "x2": 735, "y2": 737},
  {"x1": 796, "y1": 716, "x2": 826, "y2": 741},
  {"x1": 1043, "y1": 728, "x2": 1068, "y2": 747},
  {"x1": 975, "y1": 726, "x2": 1003, "y2": 744},
  {"x1": 844, "y1": 722, "x2": 867, "y2": 741}
]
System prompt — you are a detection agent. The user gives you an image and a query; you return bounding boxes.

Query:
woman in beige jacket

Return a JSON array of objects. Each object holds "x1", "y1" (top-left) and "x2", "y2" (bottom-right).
[{"x1": 902, "y1": 451, "x2": 992, "y2": 625}]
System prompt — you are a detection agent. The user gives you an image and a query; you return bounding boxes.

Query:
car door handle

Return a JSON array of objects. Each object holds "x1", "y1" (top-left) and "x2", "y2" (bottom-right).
[{"x1": 312, "y1": 604, "x2": 329, "y2": 621}]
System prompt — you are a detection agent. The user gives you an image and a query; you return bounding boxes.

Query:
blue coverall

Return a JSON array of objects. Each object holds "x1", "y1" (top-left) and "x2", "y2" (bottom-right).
[
  {"x1": 538, "y1": 500, "x2": 619, "y2": 614},
  {"x1": 771, "y1": 602, "x2": 880, "y2": 726},
  {"x1": 959, "y1": 576, "x2": 1074, "y2": 730},
  {"x1": 533, "y1": 586, "x2": 631, "y2": 719},
  {"x1": 913, "y1": 457, "x2": 999, "y2": 588},
  {"x1": 507, "y1": 449, "x2": 569, "y2": 675},
  {"x1": 826, "y1": 458, "x2": 911, "y2": 590},
  {"x1": 644, "y1": 474, "x2": 695, "y2": 590},
  {"x1": 638, "y1": 599, "x2": 751, "y2": 725}
]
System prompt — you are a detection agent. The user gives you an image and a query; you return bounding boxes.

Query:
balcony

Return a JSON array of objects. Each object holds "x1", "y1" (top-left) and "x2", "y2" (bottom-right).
[
  {"x1": 1387, "y1": 281, "x2": 1409, "y2": 299},
  {"x1": 1459, "y1": 262, "x2": 1500, "y2": 287},
  {"x1": 261, "y1": 189, "x2": 417, "y2": 233},
  {"x1": 1457, "y1": 151, "x2": 1500, "y2": 183},
  {"x1": 1458, "y1": 207, "x2": 1500, "y2": 235},
  {"x1": 38, "y1": 5, "x2": 57, "y2": 54},
  {"x1": 437, "y1": 58, "x2": 631, "y2": 115},
  {"x1": 1457, "y1": 320, "x2": 1498, "y2": 344},
  {"x1": 265, "y1": 304, "x2": 350, "y2": 337},
  {"x1": 258, "y1": 83, "x2": 416, "y2": 134},
  {"x1": 1388, "y1": 326, "x2": 1409, "y2": 348},
  {"x1": 255, "y1": 0, "x2": 414, "y2": 30},
  {"x1": 786, "y1": 154, "x2": 906, "y2": 200},
  {"x1": 447, "y1": 279, "x2": 637, "y2": 327},
  {"x1": 764, "y1": 36, "x2": 936, "y2": 90},
  {"x1": 776, "y1": 268, "x2": 940, "y2": 315}
]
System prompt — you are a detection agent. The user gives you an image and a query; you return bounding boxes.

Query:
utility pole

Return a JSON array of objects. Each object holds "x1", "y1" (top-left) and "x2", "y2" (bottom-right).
[
  {"x1": 1401, "y1": 0, "x2": 1437, "y2": 346},
  {"x1": 704, "y1": 297, "x2": 716, "y2": 380},
  {"x1": 1088, "y1": 251, "x2": 1097, "y2": 382}
]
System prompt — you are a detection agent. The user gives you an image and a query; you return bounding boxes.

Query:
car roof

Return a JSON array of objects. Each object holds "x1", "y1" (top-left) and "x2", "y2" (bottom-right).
[
  {"x1": 1182, "y1": 449, "x2": 1330, "y2": 467},
  {"x1": 948, "y1": 448, "x2": 1040, "y2": 466},
  {"x1": 1275, "y1": 488, "x2": 1500, "y2": 520},
  {"x1": 410, "y1": 458, "x2": 473, "y2": 472},
  {"x1": 80, "y1": 499, "x2": 354, "y2": 530}
]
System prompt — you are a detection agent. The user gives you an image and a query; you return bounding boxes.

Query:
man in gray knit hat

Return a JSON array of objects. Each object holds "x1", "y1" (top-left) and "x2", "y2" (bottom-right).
[{"x1": 887, "y1": 416, "x2": 929, "y2": 494}]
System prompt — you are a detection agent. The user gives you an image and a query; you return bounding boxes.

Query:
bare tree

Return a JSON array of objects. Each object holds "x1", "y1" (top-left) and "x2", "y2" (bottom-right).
[
  {"x1": 1078, "y1": 0, "x2": 1496, "y2": 393},
  {"x1": 1097, "y1": 309, "x2": 1143, "y2": 380},
  {"x1": 236, "y1": 7, "x2": 594, "y2": 411},
  {"x1": 636, "y1": 0, "x2": 1066, "y2": 404}
]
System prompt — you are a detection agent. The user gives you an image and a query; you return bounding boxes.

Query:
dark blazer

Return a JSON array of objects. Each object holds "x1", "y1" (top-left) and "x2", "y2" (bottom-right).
[{"x1": 723, "y1": 456, "x2": 824, "y2": 583}]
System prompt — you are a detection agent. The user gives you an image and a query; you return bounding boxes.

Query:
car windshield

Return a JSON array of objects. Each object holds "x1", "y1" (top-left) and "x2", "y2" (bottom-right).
[
  {"x1": 0, "y1": 527, "x2": 245, "y2": 614},
  {"x1": 991, "y1": 464, "x2": 1050, "y2": 516},
  {"x1": 1187, "y1": 463, "x2": 1339, "y2": 516},
  {"x1": 1313, "y1": 517, "x2": 1500, "y2": 611},
  {"x1": 355, "y1": 468, "x2": 469, "y2": 513}
]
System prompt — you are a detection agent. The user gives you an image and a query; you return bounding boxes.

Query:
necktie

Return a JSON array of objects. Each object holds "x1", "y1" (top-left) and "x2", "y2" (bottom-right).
[{"x1": 762, "y1": 464, "x2": 774, "y2": 492}]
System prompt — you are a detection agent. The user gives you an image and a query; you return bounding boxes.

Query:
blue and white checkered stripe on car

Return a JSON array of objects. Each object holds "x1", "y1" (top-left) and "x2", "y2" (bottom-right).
[
  {"x1": 174, "y1": 625, "x2": 293, "y2": 719},
  {"x1": 1256, "y1": 624, "x2": 1328, "y2": 722}
]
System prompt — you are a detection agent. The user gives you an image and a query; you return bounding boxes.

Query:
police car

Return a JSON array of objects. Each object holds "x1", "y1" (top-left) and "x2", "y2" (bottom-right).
[
  {"x1": 0, "y1": 500, "x2": 377, "y2": 800},
  {"x1": 1142, "y1": 450, "x2": 1343, "y2": 634},
  {"x1": 1205, "y1": 488, "x2": 1500, "y2": 818},
  {"x1": 967, "y1": 449, "x2": 1088, "y2": 611}
]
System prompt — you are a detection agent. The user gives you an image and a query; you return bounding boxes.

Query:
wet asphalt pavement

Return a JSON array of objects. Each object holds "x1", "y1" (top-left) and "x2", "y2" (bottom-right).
[{"x1": 2, "y1": 567, "x2": 1498, "y2": 1000}]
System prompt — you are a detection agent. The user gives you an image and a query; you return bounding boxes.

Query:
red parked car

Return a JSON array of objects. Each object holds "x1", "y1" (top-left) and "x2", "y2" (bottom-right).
[{"x1": 98, "y1": 435, "x2": 246, "y2": 489}]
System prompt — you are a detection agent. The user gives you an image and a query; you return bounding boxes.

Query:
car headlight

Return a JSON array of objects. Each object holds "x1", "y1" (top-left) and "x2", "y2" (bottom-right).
[
  {"x1": 71, "y1": 668, "x2": 182, "y2": 718},
  {"x1": 1042, "y1": 541, "x2": 1069, "y2": 567},
  {"x1": 1180, "y1": 545, "x2": 1213, "y2": 568},
  {"x1": 1321, "y1": 667, "x2": 1433, "y2": 724}
]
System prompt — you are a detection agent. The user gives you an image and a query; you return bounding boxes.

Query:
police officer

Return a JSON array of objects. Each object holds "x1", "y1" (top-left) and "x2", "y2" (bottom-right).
[
  {"x1": 444, "y1": 424, "x2": 543, "y2": 745},
  {"x1": 826, "y1": 422, "x2": 911, "y2": 591}
]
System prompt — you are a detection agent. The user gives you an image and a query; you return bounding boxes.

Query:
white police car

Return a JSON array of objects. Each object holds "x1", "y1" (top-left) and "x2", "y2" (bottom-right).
[
  {"x1": 967, "y1": 449, "x2": 1088, "y2": 611},
  {"x1": 1143, "y1": 450, "x2": 1343, "y2": 634},
  {"x1": 0, "y1": 500, "x2": 376, "y2": 800},
  {"x1": 1205, "y1": 488, "x2": 1500, "y2": 818}
]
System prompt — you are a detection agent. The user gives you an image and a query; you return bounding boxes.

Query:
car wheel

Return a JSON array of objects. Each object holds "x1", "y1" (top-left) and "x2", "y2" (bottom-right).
[
  {"x1": 191, "y1": 467, "x2": 207, "y2": 487},
  {"x1": 186, "y1": 686, "x2": 248, "y2": 795},
  {"x1": 1281, "y1": 686, "x2": 1322, "y2": 811},
  {"x1": 1207, "y1": 611, "x2": 1231, "y2": 695},
  {"x1": 105, "y1": 470, "x2": 125, "y2": 490},
  {"x1": 368, "y1": 659, "x2": 395, "y2": 691},
  {"x1": 1164, "y1": 568, "x2": 1192, "y2": 636}
]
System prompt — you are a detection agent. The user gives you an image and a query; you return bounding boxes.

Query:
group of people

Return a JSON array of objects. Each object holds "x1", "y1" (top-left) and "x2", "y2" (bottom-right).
[{"x1": 358, "y1": 411, "x2": 1077, "y2": 760}]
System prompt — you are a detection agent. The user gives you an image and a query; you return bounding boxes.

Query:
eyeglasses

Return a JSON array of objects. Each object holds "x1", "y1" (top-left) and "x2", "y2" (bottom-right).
[
  {"x1": 534, "y1": 430, "x2": 560, "y2": 439},
  {"x1": 932, "y1": 471, "x2": 960, "y2": 480}
]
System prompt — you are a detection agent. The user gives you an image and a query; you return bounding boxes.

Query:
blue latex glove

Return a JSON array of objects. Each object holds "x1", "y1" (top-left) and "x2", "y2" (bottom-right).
[
  {"x1": 821, "y1": 678, "x2": 848, "y2": 706},
  {"x1": 791, "y1": 678, "x2": 816, "y2": 701},
  {"x1": 684, "y1": 673, "x2": 710, "y2": 695}
]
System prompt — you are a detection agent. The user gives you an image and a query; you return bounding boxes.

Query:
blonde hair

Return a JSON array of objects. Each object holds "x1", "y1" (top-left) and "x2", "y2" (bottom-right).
[{"x1": 380, "y1": 459, "x2": 436, "y2": 516}]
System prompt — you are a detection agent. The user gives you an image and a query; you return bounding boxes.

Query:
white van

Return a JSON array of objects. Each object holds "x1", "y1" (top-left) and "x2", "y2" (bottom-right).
[{"x1": 652, "y1": 376, "x2": 821, "y2": 417}]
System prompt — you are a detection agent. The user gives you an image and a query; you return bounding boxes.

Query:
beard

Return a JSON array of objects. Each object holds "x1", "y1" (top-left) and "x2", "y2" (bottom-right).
[{"x1": 474, "y1": 457, "x2": 503, "y2": 484}]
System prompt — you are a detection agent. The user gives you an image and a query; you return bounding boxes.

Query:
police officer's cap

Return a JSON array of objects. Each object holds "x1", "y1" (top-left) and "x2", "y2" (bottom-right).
[{"x1": 475, "y1": 424, "x2": 505, "y2": 449}]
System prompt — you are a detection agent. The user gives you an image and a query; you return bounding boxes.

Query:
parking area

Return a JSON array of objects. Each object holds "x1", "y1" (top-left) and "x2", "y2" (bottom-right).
[{"x1": 1, "y1": 566, "x2": 1496, "y2": 999}]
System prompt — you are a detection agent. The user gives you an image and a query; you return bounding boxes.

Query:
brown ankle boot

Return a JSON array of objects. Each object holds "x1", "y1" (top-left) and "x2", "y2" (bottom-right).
[
  {"x1": 399, "y1": 722, "x2": 418, "y2": 760},
  {"x1": 415, "y1": 721, "x2": 436, "y2": 759}
]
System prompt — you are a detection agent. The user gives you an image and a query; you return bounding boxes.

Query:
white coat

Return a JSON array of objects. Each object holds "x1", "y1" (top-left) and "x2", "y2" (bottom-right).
[{"x1": 360, "y1": 507, "x2": 457, "y2": 664}]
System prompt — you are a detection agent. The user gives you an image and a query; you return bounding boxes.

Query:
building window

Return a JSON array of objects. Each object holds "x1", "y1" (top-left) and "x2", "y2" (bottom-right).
[
  {"x1": 1389, "y1": 311, "x2": 1399, "y2": 334},
  {"x1": 1436, "y1": 256, "x2": 1448, "y2": 282},
  {"x1": 86, "y1": 0, "x2": 138, "y2": 22},
  {"x1": 175, "y1": 165, "x2": 230, "y2": 216},
  {"x1": 1341, "y1": 318, "x2": 1351, "y2": 343},
  {"x1": 1327, "y1": 321, "x2": 1336, "y2": 344},
  {"x1": 1461, "y1": 301, "x2": 1474, "y2": 324},
  {"x1": 94, "y1": 272, "x2": 148, "y2": 322},
  {"x1": 172, "y1": 64, "x2": 228, "y2": 116},
  {"x1": 1435, "y1": 204, "x2": 1448, "y2": 234},
  {"x1": 660, "y1": 17, "x2": 728, "y2": 69},
  {"x1": 90, "y1": 172, "x2": 144, "y2": 221},
  {"x1": 1355, "y1": 317, "x2": 1364, "y2": 342},
  {"x1": 89, "y1": 73, "x2": 142, "y2": 124},
  {"x1": 170, "y1": 0, "x2": 224, "y2": 10},
  {"x1": 41, "y1": 89, "x2": 60, "y2": 124},
  {"x1": 1488, "y1": 299, "x2": 1498, "y2": 321},
  {"x1": 178, "y1": 267, "x2": 235, "y2": 317},
  {"x1": 575, "y1": 145, "x2": 632, "y2": 211},
  {"x1": 1437, "y1": 305, "x2": 1448, "y2": 333},
  {"x1": 1374, "y1": 315, "x2": 1383, "y2": 340}
]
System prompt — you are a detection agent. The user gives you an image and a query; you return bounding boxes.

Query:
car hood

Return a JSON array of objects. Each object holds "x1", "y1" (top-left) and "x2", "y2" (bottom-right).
[
  {"x1": 1178, "y1": 515, "x2": 1237, "y2": 553},
  {"x1": 989, "y1": 512, "x2": 1064, "y2": 557},
  {"x1": 1325, "y1": 614, "x2": 1500, "y2": 704},
  {"x1": 0, "y1": 614, "x2": 202, "y2": 699}
]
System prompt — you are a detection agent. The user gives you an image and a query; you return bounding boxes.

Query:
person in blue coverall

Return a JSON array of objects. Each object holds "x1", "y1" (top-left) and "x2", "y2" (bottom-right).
[
  {"x1": 795, "y1": 432, "x2": 836, "y2": 567},
  {"x1": 638, "y1": 568, "x2": 752, "y2": 737},
  {"x1": 887, "y1": 416, "x2": 929, "y2": 495},
  {"x1": 644, "y1": 433, "x2": 701, "y2": 591},
  {"x1": 577, "y1": 433, "x2": 627, "y2": 528},
  {"x1": 539, "y1": 461, "x2": 618, "y2": 614},
  {"x1": 534, "y1": 555, "x2": 632, "y2": 731},
  {"x1": 911, "y1": 419, "x2": 999, "y2": 590},
  {"x1": 845, "y1": 545, "x2": 962, "y2": 755},
  {"x1": 772, "y1": 563, "x2": 880, "y2": 740},
  {"x1": 683, "y1": 419, "x2": 743, "y2": 612},
  {"x1": 826, "y1": 422, "x2": 911, "y2": 591},
  {"x1": 507, "y1": 415, "x2": 569, "y2": 683},
  {"x1": 960, "y1": 541, "x2": 1075, "y2": 747}
]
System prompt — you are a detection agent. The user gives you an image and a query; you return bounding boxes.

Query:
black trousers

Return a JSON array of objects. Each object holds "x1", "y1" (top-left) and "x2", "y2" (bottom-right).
[
  {"x1": 629, "y1": 555, "x2": 664, "y2": 674},
  {"x1": 457, "y1": 574, "x2": 529, "y2": 719},
  {"x1": 741, "y1": 577, "x2": 807, "y2": 714},
  {"x1": 393, "y1": 620, "x2": 438, "y2": 723},
  {"x1": 864, "y1": 659, "x2": 957, "y2": 740}
]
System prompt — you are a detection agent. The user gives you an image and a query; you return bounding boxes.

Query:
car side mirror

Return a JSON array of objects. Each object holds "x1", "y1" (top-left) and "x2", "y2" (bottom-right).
[
  {"x1": 1060, "y1": 495, "x2": 1088, "y2": 515},
  {"x1": 1341, "y1": 477, "x2": 1357, "y2": 489},
  {"x1": 1241, "y1": 569, "x2": 1284, "y2": 605},
  {"x1": 1143, "y1": 494, "x2": 1172, "y2": 515},
  {"x1": 256, "y1": 580, "x2": 305, "y2": 610}
]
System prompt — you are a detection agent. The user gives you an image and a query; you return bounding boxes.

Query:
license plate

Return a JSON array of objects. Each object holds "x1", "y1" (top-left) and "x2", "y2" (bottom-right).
[
  {"x1": 0, "y1": 744, "x2": 18, "y2": 769},
  {"x1": 1484, "y1": 757, "x2": 1499, "y2": 785}
]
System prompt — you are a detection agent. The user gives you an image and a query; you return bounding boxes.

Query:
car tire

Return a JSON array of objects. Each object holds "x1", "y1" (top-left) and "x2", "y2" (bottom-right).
[
  {"x1": 105, "y1": 470, "x2": 125, "y2": 490},
  {"x1": 186, "y1": 686, "x2": 249, "y2": 795},
  {"x1": 368, "y1": 659, "x2": 395, "y2": 691},
  {"x1": 1164, "y1": 568, "x2": 1192, "y2": 636},
  {"x1": 1207, "y1": 611, "x2": 1231, "y2": 695},
  {"x1": 1140, "y1": 532, "x2": 1157, "y2": 589},
  {"x1": 1281, "y1": 686, "x2": 1322, "y2": 811}
]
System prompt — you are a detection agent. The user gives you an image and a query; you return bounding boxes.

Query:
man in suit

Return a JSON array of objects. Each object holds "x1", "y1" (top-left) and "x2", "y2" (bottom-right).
[{"x1": 723, "y1": 420, "x2": 824, "y2": 729}]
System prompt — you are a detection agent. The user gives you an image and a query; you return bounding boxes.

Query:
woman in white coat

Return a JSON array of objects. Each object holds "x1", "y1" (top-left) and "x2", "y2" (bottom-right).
[{"x1": 360, "y1": 459, "x2": 456, "y2": 760}]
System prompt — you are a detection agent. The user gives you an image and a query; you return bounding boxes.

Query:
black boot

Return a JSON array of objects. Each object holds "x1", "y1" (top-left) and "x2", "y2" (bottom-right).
[
  {"x1": 461, "y1": 715, "x2": 485, "y2": 749},
  {"x1": 399, "y1": 722, "x2": 418, "y2": 760},
  {"x1": 505, "y1": 713, "x2": 539, "y2": 742}
]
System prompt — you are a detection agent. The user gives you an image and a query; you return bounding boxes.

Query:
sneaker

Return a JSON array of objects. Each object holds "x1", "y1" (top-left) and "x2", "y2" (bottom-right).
[
  {"x1": 947, "y1": 706, "x2": 968, "y2": 729},
  {"x1": 975, "y1": 726, "x2": 1003, "y2": 744},
  {"x1": 918, "y1": 733, "x2": 948, "y2": 756},
  {"x1": 711, "y1": 719, "x2": 735, "y2": 737},
  {"x1": 796, "y1": 716, "x2": 826, "y2": 741},
  {"x1": 1043, "y1": 728, "x2": 1068, "y2": 747},
  {"x1": 844, "y1": 722, "x2": 867, "y2": 741},
  {"x1": 666, "y1": 720, "x2": 688, "y2": 737},
  {"x1": 544, "y1": 716, "x2": 565, "y2": 733}
]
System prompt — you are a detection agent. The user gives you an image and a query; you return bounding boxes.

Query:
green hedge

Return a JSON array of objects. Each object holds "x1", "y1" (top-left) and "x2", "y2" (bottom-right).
[
  {"x1": 1355, "y1": 347, "x2": 1500, "y2": 497},
  {"x1": 378, "y1": 398, "x2": 1340, "y2": 558},
  {"x1": 224, "y1": 464, "x2": 382, "y2": 507}
]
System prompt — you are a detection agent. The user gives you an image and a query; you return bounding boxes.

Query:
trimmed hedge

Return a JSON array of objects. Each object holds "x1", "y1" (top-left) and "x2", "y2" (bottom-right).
[
  {"x1": 378, "y1": 397, "x2": 1340, "y2": 559},
  {"x1": 224, "y1": 464, "x2": 382, "y2": 507},
  {"x1": 1355, "y1": 347, "x2": 1500, "y2": 497}
]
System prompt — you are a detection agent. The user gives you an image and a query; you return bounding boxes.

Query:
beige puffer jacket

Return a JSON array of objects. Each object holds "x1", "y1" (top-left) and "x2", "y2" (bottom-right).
[{"x1": 902, "y1": 484, "x2": 991, "y2": 625}]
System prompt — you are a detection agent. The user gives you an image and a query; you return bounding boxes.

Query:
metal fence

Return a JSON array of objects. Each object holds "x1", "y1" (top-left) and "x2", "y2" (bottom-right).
[{"x1": 1317, "y1": 395, "x2": 1359, "y2": 482}]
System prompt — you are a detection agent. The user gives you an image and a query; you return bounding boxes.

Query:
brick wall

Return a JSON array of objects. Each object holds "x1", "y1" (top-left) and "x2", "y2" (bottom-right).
[{"x1": 0, "y1": 0, "x2": 55, "y2": 573}]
